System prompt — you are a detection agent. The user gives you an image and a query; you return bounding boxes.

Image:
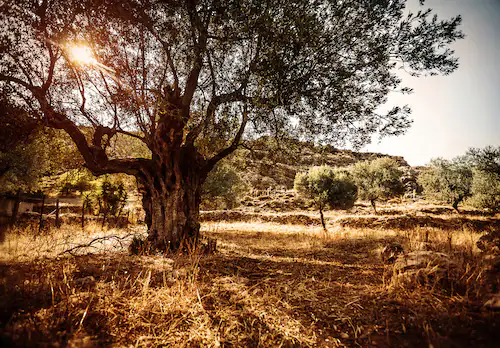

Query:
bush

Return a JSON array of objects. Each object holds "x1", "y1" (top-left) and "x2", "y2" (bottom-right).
[
  {"x1": 294, "y1": 165, "x2": 357, "y2": 229},
  {"x1": 350, "y1": 158, "x2": 404, "y2": 213},
  {"x1": 58, "y1": 169, "x2": 95, "y2": 195}
]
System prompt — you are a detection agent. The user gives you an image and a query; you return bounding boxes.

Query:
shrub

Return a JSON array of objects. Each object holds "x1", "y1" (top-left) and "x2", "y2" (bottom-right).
[
  {"x1": 58, "y1": 169, "x2": 94, "y2": 195},
  {"x1": 467, "y1": 146, "x2": 500, "y2": 212},
  {"x1": 95, "y1": 177, "x2": 128, "y2": 221},
  {"x1": 294, "y1": 165, "x2": 357, "y2": 230}
]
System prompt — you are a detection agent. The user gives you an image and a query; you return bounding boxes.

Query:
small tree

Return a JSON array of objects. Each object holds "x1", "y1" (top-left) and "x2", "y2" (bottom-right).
[
  {"x1": 467, "y1": 146, "x2": 500, "y2": 175},
  {"x1": 418, "y1": 157, "x2": 472, "y2": 212},
  {"x1": 294, "y1": 166, "x2": 357, "y2": 230},
  {"x1": 351, "y1": 158, "x2": 404, "y2": 213},
  {"x1": 58, "y1": 169, "x2": 95, "y2": 195}
]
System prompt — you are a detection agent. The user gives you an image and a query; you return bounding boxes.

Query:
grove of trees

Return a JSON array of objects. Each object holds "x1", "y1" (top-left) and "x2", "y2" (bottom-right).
[
  {"x1": 0, "y1": 0, "x2": 464, "y2": 251},
  {"x1": 419, "y1": 146, "x2": 500, "y2": 212}
]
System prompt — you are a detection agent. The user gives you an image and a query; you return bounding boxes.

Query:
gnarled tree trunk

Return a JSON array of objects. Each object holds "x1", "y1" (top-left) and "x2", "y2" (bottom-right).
[{"x1": 138, "y1": 143, "x2": 208, "y2": 252}]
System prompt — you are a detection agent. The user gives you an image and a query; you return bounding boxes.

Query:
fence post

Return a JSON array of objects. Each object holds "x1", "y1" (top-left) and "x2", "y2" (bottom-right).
[
  {"x1": 55, "y1": 199, "x2": 60, "y2": 228},
  {"x1": 81, "y1": 199, "x2": 85, "y2": 230},
  {"x1": 11, "y1": 189, "x2": 21, "y2": 225},
  {"x1": 38, "y1": 194, "x2": 45, "y2": 234}
]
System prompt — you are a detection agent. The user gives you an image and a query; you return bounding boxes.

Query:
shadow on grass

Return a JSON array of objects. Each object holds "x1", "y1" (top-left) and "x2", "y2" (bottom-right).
[
  {"x1": 0, "y1": 231, "x2": 498, "y2": 347},
  {"x1": 338, "y1": 215, "x2": 500, "y2": 231},
  {"x1": 209, "y1": 229, "x2": 404, "y2": 266}
]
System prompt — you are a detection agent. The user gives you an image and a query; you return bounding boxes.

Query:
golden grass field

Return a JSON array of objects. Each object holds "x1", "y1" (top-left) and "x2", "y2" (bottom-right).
[{"x1": 0, "y1": 201, "x2": 499, "y2": 347}]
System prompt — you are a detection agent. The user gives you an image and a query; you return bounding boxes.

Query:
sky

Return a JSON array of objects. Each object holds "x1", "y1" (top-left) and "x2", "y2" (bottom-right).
[{"x1": 364, "y1": 0, "x2": 500, "y2": 166}]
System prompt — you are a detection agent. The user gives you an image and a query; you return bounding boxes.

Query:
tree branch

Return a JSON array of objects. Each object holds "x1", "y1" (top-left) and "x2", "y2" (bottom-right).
[
  {"x1": 182, "y1": 0, "x2": 210, "y2": 107},
  {"x1": 203, "y1": 102, "x2": 248, "y2": 173}
]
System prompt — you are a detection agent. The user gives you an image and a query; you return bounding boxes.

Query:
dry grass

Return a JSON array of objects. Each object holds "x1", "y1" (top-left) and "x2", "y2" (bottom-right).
[{"x1": 1, "y1": 203, "x2": 499, "y2": 347}]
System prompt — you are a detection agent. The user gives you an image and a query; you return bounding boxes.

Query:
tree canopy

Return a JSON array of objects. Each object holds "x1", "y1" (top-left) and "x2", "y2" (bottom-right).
[{"x1": 0, "y1": 0, "x2": 464, "y2": 251}]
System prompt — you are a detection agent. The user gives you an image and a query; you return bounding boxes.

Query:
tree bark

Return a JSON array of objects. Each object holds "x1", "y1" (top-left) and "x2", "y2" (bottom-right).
[
  {"x1": 138, "y1": 144, "x2": 208, "y2": 252},
  {"x1": 452, "y1": 196, "x2": 463, "y2": 213},
  {"x1": 319, "y1": 204, "x2": 327, "y2": 231}
]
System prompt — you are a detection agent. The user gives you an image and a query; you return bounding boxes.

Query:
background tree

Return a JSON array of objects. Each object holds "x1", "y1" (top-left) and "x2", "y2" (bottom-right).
[
  {"x1": 1, "y1": 94, "x2": 85, "y2": 192},
  {"x1": 467, "y1": 146, "x2": 500, "y2": 212},
  {"x1": 418, "y1": 157, "x2": 472, "y2": 212},
  {"x1": 0, "y1": 0, "x2": 463, "y2": 251},
  {"x1": 350, "y1": 158, "x2": 404, "y2": 213},
  {"x1": 468, "y1": 170, "x2": 500, "y2": 213},
  {"x1": 201, "y1": 162, "x2": 246, "y2": 210},
  {"x1": 467, "y1": 146, "x2": 500, "y2": 175},
  {"x1": 294, "y1": 166, "x2": 357, "y2": 230}
]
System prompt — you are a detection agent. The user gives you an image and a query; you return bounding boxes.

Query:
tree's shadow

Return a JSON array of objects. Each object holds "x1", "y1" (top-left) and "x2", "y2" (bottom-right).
[{"x1": 1, "y1": 231, "x2": 498, "y2": 347}]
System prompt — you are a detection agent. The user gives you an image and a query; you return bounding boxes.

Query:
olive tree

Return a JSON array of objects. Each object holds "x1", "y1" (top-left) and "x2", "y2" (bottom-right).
[
  {"x1": 467, "y1": 146, "x2": 500, "y2": 212},
  {"x1": 294, "y1": 166, "x2": 357, "y2": 230},
  {"x1": 467, "y1": 146, "x2": 500, "y2": 175},
  {"x1": 350, "y1": 158, "x2": 404, "y2": 213},
  {"x1": 418, "y1": 157, "x2": 472, "y2": 212},
  {"x1": 201, "y1": 162, "x2": 245, "y2": 209},
  {"x1": 0, "y1": 0, "x2": 463, "y2": 251}
]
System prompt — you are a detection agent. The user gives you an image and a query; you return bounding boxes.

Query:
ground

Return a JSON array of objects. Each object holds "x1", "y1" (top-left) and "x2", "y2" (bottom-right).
[{"x1": 0, "y1": 200, "x2": 499, "y2": 347}]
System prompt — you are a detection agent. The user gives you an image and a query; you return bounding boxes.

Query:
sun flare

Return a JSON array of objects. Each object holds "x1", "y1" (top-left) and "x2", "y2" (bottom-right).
[{"x1": 67, "y1": 44, "x2": 96, "y2": 65}]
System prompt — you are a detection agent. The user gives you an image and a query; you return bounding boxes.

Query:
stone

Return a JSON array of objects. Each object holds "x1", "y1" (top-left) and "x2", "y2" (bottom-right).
[
  {"x1": 381, "y1": 243, "x2": 404, "y2": 264},
  {"x1": 477, "y1": 230, "x2": 500, "y2": 254}
]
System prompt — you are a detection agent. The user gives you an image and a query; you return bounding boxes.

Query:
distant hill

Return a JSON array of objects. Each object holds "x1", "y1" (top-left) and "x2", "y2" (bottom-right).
[{"x1": 227, "y1": 136, "x2": 409, "y2": 190}]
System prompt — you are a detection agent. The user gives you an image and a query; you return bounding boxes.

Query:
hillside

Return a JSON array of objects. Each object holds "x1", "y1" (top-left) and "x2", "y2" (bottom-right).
[{"x1": 227, "y1": 136, "x2": 409, "y2": 190}]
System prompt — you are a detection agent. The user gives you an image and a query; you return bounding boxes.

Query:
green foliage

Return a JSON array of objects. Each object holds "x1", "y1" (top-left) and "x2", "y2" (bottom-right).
[
  {"x1": 202, "y1": 163, "x2": 246, "y2": 209},
  {"x1": 468, "y1": 170, "x2": 500, "y2": 212},
  {"x1": 0, "y1": 0, "x2": 464, "y2": 156},
  {"x1": 294, "y1": 166, "x2": 357, "y2": 210},
  {"x1": 350, "y1": 158, "x2": 404, "y2": 210},
  {"x1": 466, "y1": 146, "x2": 500, "y2": 212},
  {"x1": 95, "y1": 177, "x2": 128, "y2": 217},
  {"x1": 0, "y1": 97, "x2": 85, "y2": 193},
  {"x1": 58, "y1": 169, "x2": 95, "y2": 195},
  {"x1": 418, "y1": 157, "x2": 472, "y2": 210},
  {"x1": 467, "y1": 146, "x2": 500, "y2": 175}
]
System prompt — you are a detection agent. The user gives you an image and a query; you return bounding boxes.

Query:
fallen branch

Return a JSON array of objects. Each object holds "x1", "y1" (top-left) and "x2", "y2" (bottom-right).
[{"x1": 59, "y1": 233, "x2": 139, "y2": 256}]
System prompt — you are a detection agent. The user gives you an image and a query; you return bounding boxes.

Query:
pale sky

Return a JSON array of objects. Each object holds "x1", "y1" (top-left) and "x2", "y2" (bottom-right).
[{"x1": 364, "y1": 0, "x2": 500, "y2": 166}]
